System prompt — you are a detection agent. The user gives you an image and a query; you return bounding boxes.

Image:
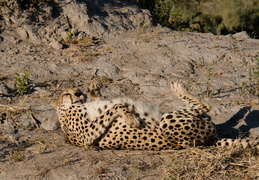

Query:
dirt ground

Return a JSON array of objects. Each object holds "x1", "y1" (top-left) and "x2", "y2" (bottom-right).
[{"x1": 0, "y1": 0, "x2": 259, "y2": 179}]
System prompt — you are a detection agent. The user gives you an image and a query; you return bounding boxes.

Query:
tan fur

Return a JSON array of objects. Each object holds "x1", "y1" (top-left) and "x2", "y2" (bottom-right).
[{"x1": 55, "y1": 81, "x2": 217, "y2": 150}]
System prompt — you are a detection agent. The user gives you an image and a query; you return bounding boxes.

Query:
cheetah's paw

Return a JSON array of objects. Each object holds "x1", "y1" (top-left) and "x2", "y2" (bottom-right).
[
  {"x1": 88, "y1": 80, "x2": 103, "y2": 101},
  {"x1": 88, "y1": 80, "x2": 103, "y2": 92},
  {"x1": 171, "y1": 81, "x2": 188, "y2": 97},
  {"x1": 123, "y1": 113, "x2": 141, "y2": 129}
]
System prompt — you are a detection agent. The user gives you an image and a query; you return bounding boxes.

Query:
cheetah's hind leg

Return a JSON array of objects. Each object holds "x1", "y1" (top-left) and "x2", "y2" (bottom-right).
[
  {"x1": 84, "y1": 104, "x2": 141, "y2": 146},
  {"x1": 171, "y1": 81, "x2": 211, "y2": 115}
]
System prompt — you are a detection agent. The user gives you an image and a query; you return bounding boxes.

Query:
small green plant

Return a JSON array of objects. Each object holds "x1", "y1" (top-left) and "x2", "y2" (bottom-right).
[
  {"x1": 67, "y1": 29, "x2": 73, "y2": 40},
  {"x1": 240, "y1": 56, "x2": 259, "y2": 98},
  {"x1": 245, "y1": 57, "x2": 259, "y2": 97},
  {"x1": 239, "y1": 81, "x2": 248, "y2": 97},
  {"x1": 206, "y1": 66, "x2": 213, "y2": 97},
  {"x1": 14, "y1": 69, "x2": 30, "y2": 95}
]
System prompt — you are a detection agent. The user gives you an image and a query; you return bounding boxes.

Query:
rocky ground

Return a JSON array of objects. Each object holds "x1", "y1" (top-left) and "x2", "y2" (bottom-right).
[{"x1": 0, "y1": 0, "x2": 259, "y2": 179}]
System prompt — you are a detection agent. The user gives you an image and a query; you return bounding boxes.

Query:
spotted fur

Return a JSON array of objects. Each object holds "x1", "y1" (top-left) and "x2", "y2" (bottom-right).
[
  {"x1": 216, "y1": 137, "x2": 259, "y2": 149},
  {"x1": 55, "y1": 81, "x2": 219, "y2": 150}
]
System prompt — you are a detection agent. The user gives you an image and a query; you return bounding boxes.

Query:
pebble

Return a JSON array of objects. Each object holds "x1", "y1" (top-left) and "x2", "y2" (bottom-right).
[{"x1": 49, "y1": 39, "x2": 63, "y2": 50}]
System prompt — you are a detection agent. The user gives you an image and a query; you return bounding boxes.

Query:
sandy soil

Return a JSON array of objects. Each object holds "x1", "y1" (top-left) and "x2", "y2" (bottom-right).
[{"x1": 0, "y1": 1, "x2": 259, "y2": 179}]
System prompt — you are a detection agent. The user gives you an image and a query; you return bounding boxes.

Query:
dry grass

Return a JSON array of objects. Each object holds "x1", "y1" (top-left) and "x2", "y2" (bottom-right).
[
  {"x1": 60, "y1": 35, "x2": 106, "y2": 63},
  {"x1": 165, "y1": 147, "x2": 259, "y2": 180},
  {"x1": 9, "y1": 149, "x2": 25, "y2": 162}
]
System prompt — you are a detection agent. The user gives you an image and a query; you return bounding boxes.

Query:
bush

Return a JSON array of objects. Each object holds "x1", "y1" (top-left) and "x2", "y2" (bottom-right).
[{"x1": 136, "y1": 0, "x2": 259, "y2": 38}]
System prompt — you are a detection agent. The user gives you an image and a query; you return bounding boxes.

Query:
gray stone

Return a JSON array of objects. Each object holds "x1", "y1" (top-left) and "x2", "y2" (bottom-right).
[
  {"x1": 49, "y1": 39, "x2": 63, "y2": 50},
  {"x1": 232, "y1": 31, "x2": 250, "y2": 40},
  {"x1": 249, "y1": 128, "x2": 259, "y2": 137},
  {"x1": 16, "y1": 27, "x2": 29, "y2": 40},
  {"x1": 16, "y1": 25, "x2": 41, "y2": 43},
  {"x1": 40, "y1": 114, "x2": 59, "y2": 131}
]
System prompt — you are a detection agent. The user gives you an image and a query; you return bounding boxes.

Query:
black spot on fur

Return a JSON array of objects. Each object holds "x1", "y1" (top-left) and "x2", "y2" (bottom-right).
[
  {"x1": 162, "y1": 124, "x2": 168, "y2": 129},
  {"x1": 184, "y1": 137, "x2": 189, "y2": 141},
  {"x1": 184, "y1": 126, "x2": 190, "y2": 130},
  {"x1": 166, "y1": 115, "x2": 173, "y2": 119},
  {"x1": 175, "y1": 124, "x2": 181, "y2": 128},
  {"x1": 170, "y1": 119, "x2": 176, "y2": 123}
]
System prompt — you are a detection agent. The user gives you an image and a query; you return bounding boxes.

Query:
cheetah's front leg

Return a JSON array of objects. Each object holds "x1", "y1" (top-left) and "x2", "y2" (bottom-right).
[
  {"x1": 88, "y1": 80, "x2": 103, "y2": 101},
  {"x1": 84, "y1": 104, "x2": 140, "y2": 146}
]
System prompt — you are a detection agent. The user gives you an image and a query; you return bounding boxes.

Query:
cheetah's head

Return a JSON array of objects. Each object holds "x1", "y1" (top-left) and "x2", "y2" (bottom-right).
[{"x1": 57, "y1": 88, "x2": 86, "y2": 108}]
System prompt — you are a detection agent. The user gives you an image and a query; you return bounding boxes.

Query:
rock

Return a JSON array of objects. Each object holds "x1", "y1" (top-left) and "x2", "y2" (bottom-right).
[
  {"x1": 40, "y1": 114, "x2": 59, "y2": 131},
  {"x1": 16, "y1": 25, "x2": 41, "y2": 43},
  {"x1": 62, "y1": 1, "x2": 153, "y2": 36},
  {"x1": 249, "y1": 128, "x2": 259, "y2": 137},
  {"x1": 0, "y1": 85, "x2": 9, "y2": 95},
  {"x1": 33, "y1": 106, "x2": 59, "y2": 131},
  {"x1": 232, "y1": 31, "x2": 250, "y2": 40},
  {"x1": 16, "y1": 27, "x2": 29, "y2": 40},
  {"x1": 60, "y1": 31, "x2": 69, "y2": 40},
  {"x1": 49, "y1": 39, "x2": 63, "y2": 50}
]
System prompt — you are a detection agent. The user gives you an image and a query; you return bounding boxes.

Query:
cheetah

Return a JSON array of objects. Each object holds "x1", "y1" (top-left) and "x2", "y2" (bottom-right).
[{"x1": 54, "y1": 81, "x2": 218, "y2": 150}]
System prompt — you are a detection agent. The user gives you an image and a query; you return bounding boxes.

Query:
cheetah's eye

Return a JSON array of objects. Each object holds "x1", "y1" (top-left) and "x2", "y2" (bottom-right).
[
  {"x1": 63, "y1": 93, "x2": 71, "y2": 96},
  {"x1": 74, "y1": 92, "x2": 82, "y2": 97}
]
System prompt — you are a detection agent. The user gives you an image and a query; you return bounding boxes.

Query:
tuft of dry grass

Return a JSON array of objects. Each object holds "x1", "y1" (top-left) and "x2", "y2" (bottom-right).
[
  {"x1": 165, "y1": 147, "x2": 259, "y2": 180},
  {"x1": 9, "y1": 149, "x2": 25, "y2": 162}
]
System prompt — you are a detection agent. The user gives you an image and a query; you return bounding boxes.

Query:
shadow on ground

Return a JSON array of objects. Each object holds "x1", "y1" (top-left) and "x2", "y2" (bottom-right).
[{"x1": 216, "y1": 107, "x2": 259, "y2": 138}]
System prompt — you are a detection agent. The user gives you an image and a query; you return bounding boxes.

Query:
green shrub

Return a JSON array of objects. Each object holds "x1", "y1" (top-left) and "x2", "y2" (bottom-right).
[
  {"x1": 136, "y1": 0, "x2": 259, "y2": 38},
  {"x1": 14, "y1": 69, "x2": 30, "y2": 95}
]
